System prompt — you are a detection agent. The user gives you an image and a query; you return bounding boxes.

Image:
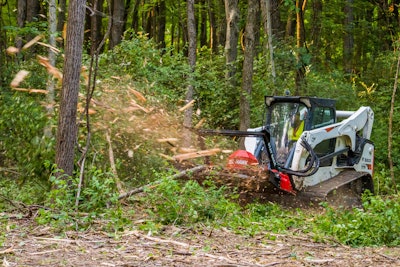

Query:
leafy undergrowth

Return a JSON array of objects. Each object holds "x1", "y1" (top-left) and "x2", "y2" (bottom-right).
[
  {"x1": 2, "y1": 75, "x2": 400, "y2": 250},
  {"x1": 82, "y1": 75, "x2": 400, "y2": 248},
  {"x1": 1, "y1": 72, "x2": 400, "y2": 255}
]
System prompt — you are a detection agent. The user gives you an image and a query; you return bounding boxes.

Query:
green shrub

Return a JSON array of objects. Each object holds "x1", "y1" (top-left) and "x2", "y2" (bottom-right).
[
  {"x1": 0, "y1": 91, "x2": 54, "y2": 182},
  {"x1": 36, "y1": 166, "x2": 127, "y2": 231},
  {"x1": 142, "y1": 176, "x2": 240, "y2": 225},
  {"x1": 314, "y1": 194, "x2": 400, "y2": 247}
]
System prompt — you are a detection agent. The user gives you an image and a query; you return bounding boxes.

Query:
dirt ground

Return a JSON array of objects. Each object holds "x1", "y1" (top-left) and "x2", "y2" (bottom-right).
[{"x1": 2, "y1": 217, "x2": 400, "y2": 267}]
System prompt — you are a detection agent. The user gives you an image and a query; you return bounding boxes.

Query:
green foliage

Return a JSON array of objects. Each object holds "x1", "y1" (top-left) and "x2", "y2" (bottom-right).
[
  {"x1": 98, "y1": 33, "x2": 188, "y2": 105},
  {"x1": 0, "y1": 176, "x2": 48, "y2": 210},
  {"x1": 140, "y1": 177, "x2": 400, "y2": 247},
  {"x1": 141, "y1": 176, "x2": 240, "y2": 226},
  {"x1": 0, "y1": 91, "x2": 54, "y2": 181},
  {"x1": 194, "y1": 51, "x2": 241, "y2": 129},
  {"x1": 36, "y1": 167, "x2": 128, "y2": 232},
  {"x1": 314, "y1": 194, "x2": 400, "y2": 247}
]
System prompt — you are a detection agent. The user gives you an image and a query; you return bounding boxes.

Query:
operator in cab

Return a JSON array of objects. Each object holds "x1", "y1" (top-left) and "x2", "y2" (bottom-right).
[{"x1": 288, "y1": 111, "x2": 305, "y2": 142}]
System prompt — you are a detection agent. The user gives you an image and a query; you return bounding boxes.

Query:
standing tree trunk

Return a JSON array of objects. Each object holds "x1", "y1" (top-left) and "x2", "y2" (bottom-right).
[
  {"x1": 88, "y1": 0, "x2": 104, "y2": 52},
  {"x1": 131, "y1": 0, "x2": 141, "y2": 33},
  {"x1": 55, "y1": 0, "x2": 86, "y2": 177},
  {"x1": 295, "y1": 0, "x2": 306, "y2": 95},
  {"x1": 270, "y1": 0, "x2": 282, "y2": 38},
  {"x1": 285, "y1": 0, "x2": 296, "y2": 39},
  {"x1": 156, "y1": 0, "x2": 166, "y2": 49},
  {"x1": 45, "y1": 0, "x2": 57, "y2": 138},
  {"x1": 199, "y1": 0, "x2": 208, "y2": 48},
  {"x1": 57, "y1": 0, "x2": 67, "y2": 32},
  {"x1": 239, "y1": 0, "x2": 259, "y2": 147},
  {"x1": 310, "y1": 0, "x2": 322, "y2": 68},
  {"x1": 16, "y1": 0, "x2": 40, "y2": 51},
  {"x1": 224, "y1": 0, "x2": 239, "y2": 83},
  {"x1": 183, "y1": 0, "x2": 196, "y2": 147},
  {"x1": 388, "y1": 49, "x2": 400, "y2": 194},
  {"x1": 109, "y1": 0, "x2": 126, "y2": 49},
  {"x1": 261, "y1": 0, "x2": 276, "y2": 87},
  {"x1": 343, "y1": 0, "x2": 354, "y2": 75},
  {"x1": 208, "y1": 0, "x2": 218, "y2": 54}
]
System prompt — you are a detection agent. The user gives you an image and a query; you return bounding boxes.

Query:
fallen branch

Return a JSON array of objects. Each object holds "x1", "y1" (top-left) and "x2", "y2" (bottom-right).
[
  {"x1": 173, "y1": 148, "x2": 221, "y2": 162},
  {"x1": 118, "y1": 165, "x2": 207, "y2": 200},
  {"x1": 130, "y1": 231, "x2": 197, "y2": 248}
]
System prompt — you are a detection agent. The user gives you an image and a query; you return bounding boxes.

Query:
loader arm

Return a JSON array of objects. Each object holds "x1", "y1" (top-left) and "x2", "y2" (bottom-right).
[{"x1": 290, "y1": 106, "x2": 374, "y2": 188}]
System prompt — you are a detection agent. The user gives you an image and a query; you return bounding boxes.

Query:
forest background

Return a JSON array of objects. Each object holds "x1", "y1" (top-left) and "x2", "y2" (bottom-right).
[{"x1": 1, "y1": 0, "x2": 400, "y2": 248}]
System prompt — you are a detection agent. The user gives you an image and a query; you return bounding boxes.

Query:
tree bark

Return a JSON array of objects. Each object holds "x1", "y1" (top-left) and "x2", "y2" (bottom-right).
[
  {"x1": 295, "y1": 0, "x2": 306, "y2": 95},
  {"x1": 285, "y1": 0, "x2": 296, "y2": 39},
  {"x1": 200, "y1": 0, "x2": 208, "y2": 48},
  {"x1": 55, "y1": 0, "x2": 86, "y2": 177},
  {"x1": 270, "y1": 0, "x2": 282, "y2": 38},
  {"x1": 310, "y1": 0, "x2": 322, "y2": 68},
  {"x1": 156, "y1": 0, "x2": 166, "y2": 49},
  {"x1": 57, "y1": 0, "x2": 67, "y2": 32},
  {"x1": 44, "y1": 0, "x2": 57, "y2": 138},
  {"x1": 239, "y1": 0, "x2": 259, "y2": 145},
  {"x1": 131, "y1": 0, "x2": 141, "y2": 33},
  {"x1": 208, "y1": 0, "x2": 218, "y2": 54},
  {"x1": 183, "y1": 0, "x2": 197, "y2": 147},
  {"x1": 224, "y1": 0, "x2": 239, "y2": 82},
  {"x1": 109, "y1": 0, "x2": 126, "y2": 49},
  {"x1": 88, "y1": 0, "x2": 105, "y2": 52},
  {"x1": 343, "y1": 0, "x2": 354, "y2": 75},
  {"x1": 388, "y1": 49, "x2": 400, "y2": 194},
  {"x1": 261, "y1": 0, "x2": 276, "y2": 86}
]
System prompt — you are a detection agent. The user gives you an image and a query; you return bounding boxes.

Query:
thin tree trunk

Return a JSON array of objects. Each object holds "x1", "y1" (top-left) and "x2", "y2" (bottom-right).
[
  {"x1": 310, "y1": 0, "x2": 322, "y2": 67},
  {"x1": 109, "y1": 0, "x2": 126, "y2": 49},
  {"x1": 200, "y1": 0, "x2": 207, "y2": 47},
  {"x1": 270, "y1": 0, "x2": 281, "y2": 38},
  {"x1": 89, "y1": 0, "x2": 104, "y2": 52},
  {"x1": 224, "y1": 0, "x2": 239, "y2": 83},
  {"x1": 156, "y1": 0, "x2": 166, "y2": 49},
  {"x1": 208, "y1": 0, "x2": 218, "y2": 54},
  {"x1": 261, "y1": 0, "x2": 276, "y2": 86},
  {"x1": 131, "y1": 0, "x2": 141, "y2": 32},
  {"x1": 295, "y1": 0, "x2": 307, "y2": 95},
  {"x1": 16, "y1": 0, "x2": 27, "y2": 50},
  {"x1": 285, "y1": 0, "x2": 295, "y2": 39},
  {"x1": 183, "y1": 0, "x2": 197, "y2": 147},
  {"x1": 55, "y1": 0, "x2": 86, "y2": 177},
  {"x1": 343, "y1": 0, "x2": 354, "y2": 75},
  {"x1": 45, "y1": 0, "x2": 57, "y2": 138},
  {"x1": 388, "y1": 50, "x2": 399, "y2": 194},
  {"x1": 57, "y1": 0, "x2": 67, "y2": 32},
  {"x1": 239, "y1": 0, "x2": 259, "y2": 148}
]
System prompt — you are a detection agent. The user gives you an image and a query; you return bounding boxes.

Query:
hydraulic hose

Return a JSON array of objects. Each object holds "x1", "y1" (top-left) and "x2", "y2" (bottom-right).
[{"x1": 279, "y1": 138, "x2": 320, "y2": 177}]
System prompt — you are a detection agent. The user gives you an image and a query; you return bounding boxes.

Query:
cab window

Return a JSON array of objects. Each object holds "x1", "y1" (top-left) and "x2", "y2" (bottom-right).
[{"x1": 311, "y1": 107, "x2": 335, "y2": 129}]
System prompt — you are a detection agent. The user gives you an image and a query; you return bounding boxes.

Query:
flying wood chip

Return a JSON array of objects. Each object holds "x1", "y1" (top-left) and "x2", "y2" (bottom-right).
[
  {"x1": 22, "y1": 35, "x2": 43, "y2": 50},
  {"x1": 37, "y1": 55, "x2": 63, "y2": 81},
  {"x1": 129, "y1": 88, "x2": 147, "y2": 103},
  {"x1": 6, "y1": 46, "x2": 20, "y2": 55},
  {"x1": 179, "y1": 99, "x2": 195, "y2": 112},
  {"x1": 173, "y1": 148, "x2": 221, "y2": 162},
  {"x1": 10, "y1": 70, "x2": 30, "y2": 88}
]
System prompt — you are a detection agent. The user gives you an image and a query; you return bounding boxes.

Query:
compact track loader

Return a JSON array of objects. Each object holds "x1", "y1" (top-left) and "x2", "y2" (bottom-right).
[{"x1": 201, "y1": 96, "x2": 375, "y2": 207}]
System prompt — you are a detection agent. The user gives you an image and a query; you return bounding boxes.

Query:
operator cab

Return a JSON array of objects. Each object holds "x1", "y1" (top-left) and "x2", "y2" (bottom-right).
[
  {"x1": 263, "y1": 96, "x2": 336, "y2": 168},
  {"x1": 245, "y1": 96, "x2": 337, "y2": 192}
]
